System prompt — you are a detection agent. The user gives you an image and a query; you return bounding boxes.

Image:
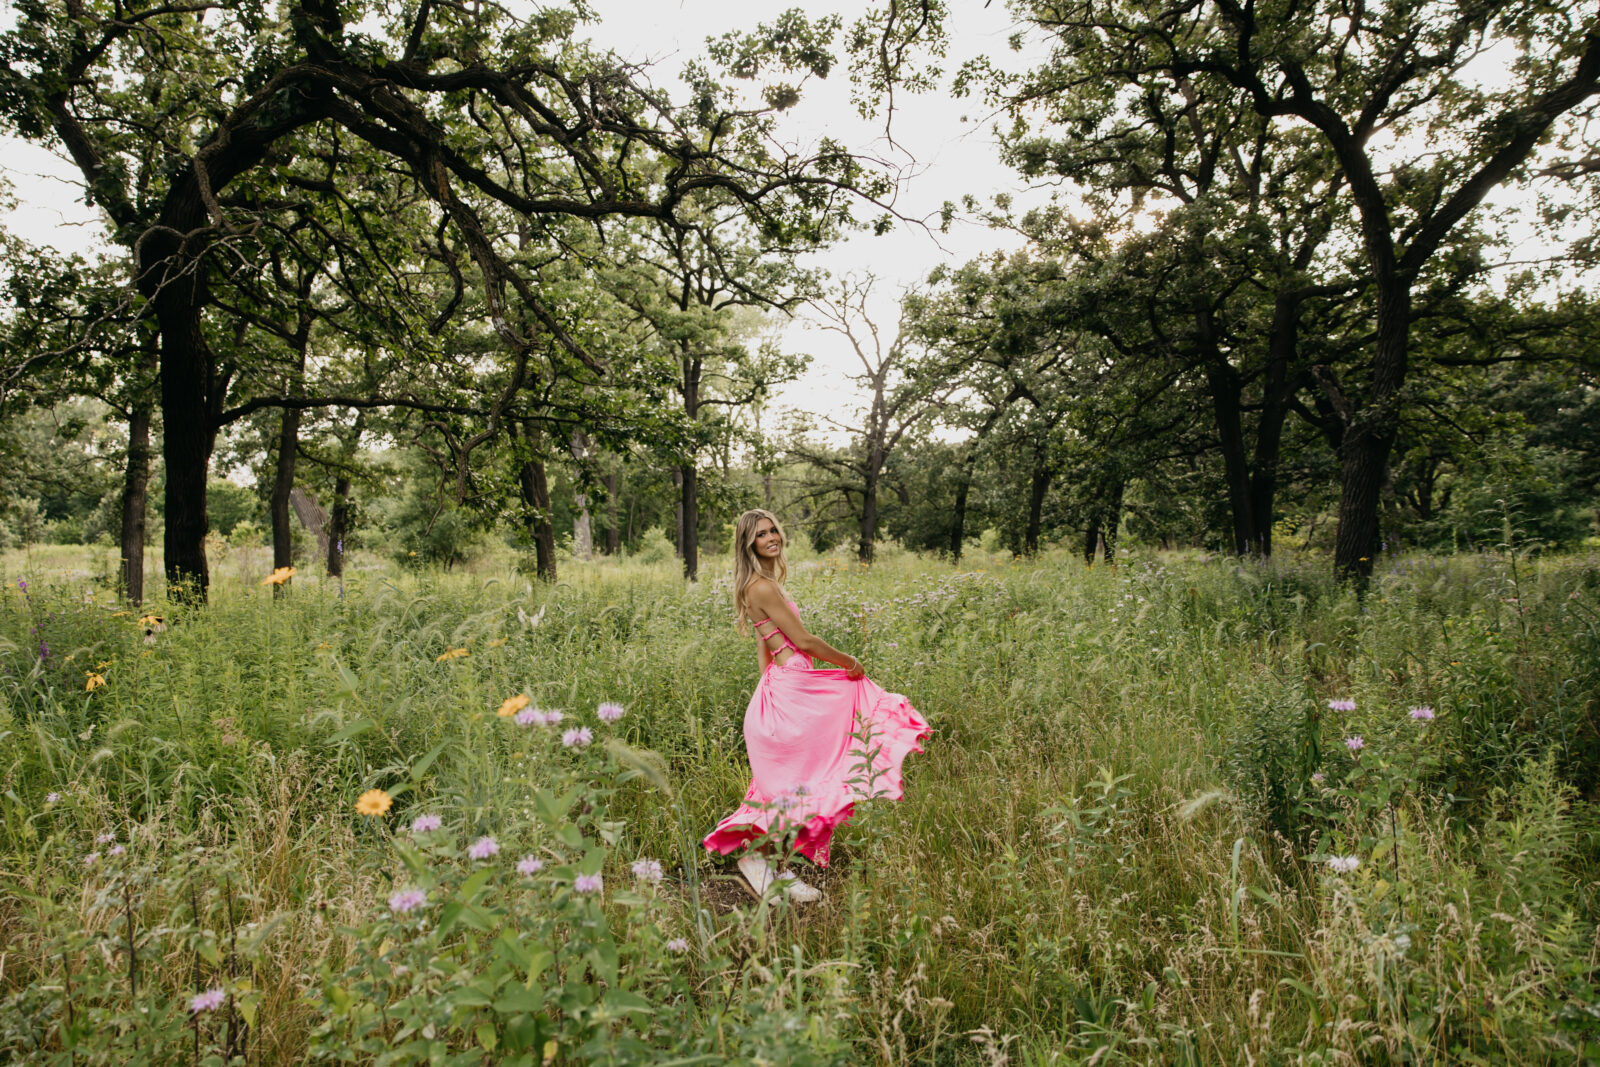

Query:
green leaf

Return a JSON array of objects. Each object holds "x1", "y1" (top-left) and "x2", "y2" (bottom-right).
[
  {"x1": 493, "y1": 988, "x2": 544, "y2": 1015},
  {"x1": 603, "y1": 989, "x2": 654, "y2": 1015},
  {"x1": 326, "y1": 717, "x2": 374, "y2": 744},
  {"x1": 458, "y1": 867, "x2": 494, "y2": 902},
  {"x1": 410, "y1": 741, "x2": 449, "y2": 784}
]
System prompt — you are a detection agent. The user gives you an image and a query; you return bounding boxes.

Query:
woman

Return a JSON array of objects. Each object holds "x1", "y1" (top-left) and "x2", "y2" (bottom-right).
[{"x1": 703, "y1": 509, "x2": 930, "y2": 901}]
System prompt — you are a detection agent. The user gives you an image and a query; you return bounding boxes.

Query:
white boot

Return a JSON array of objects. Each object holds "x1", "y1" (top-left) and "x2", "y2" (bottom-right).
[
  {"x1": 778, "y1": 871, "x2": 822, "y2": 903},
  {"x1": 737, "y1": 853, "x2": 775, "y2": 896}
]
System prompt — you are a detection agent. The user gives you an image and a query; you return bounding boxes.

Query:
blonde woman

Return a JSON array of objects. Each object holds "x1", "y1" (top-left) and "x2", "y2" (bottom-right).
[{"x1": 703, "y1": 509, "x2": 930, "y2": 901}]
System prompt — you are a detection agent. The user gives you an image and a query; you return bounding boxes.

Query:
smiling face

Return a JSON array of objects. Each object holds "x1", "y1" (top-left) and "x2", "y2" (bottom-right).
[{"x1": 750, "y1": 518, "x2": 784, "y2": 561}]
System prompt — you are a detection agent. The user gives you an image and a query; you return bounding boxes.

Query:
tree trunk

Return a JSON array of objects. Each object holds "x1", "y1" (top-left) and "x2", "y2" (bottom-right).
[
  {"x1": 1025, "y1": 459, "x2": 1051, "y2": 557},
  {"x1": 513, "y1": 420, "x2": 557, "y2": 581},
  {"x1": 859, "y1": 446, "x2": 883, "y2": 564},
  {"x1": 119, "y1": 395, "x2": 154, "y2": 605},
  {"x1": 1334, "y1": 282, "x2": 1410, "y2": 583},
  {"x1": 1083, "y1": 515, "x2": 1101, "y2": 565},
  {"x1": 603, "y1": 472, "x2": 620, "y2": 555},
  {"x1": 1101, "y1": 479, "x2": 1125, "y2": 563},
  {"x1": 269, "y1": 406, "x2": 301, "y2": 597},
  {"x1": 1204, "y1": 359, "x2": 1257, "y2": 556},
  {"x1": 951, "y1": 451, "x2": 976, "y2": 563},
  {"x1": 570, "y1": 429, "x2": 592, "y2": 560},
  {"x1": 672, "y1": 468, "x2": 684, "y2": 559},
  {"x1": 327, "y1": 475, "x2": 351, "y2": 578},
  {"x1": 681, "y1": 463, "x2": 699, "y2": 581},
  {"x1": 157, "y1": 308, "x2": 217, "y2": 601}
]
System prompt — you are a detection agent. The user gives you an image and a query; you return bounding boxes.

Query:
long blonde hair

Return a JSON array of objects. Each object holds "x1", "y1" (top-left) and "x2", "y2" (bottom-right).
[{"x1": 732, "y1": 508, "x2": 788, "y2": 635}]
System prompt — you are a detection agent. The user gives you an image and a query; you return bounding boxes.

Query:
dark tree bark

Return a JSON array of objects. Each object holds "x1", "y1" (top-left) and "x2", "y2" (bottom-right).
[
  {"x1": 1025, "y1": 456, "x2": 1052, "y2": 556},
  {"x1": 515, "y1": 422, "x2": 557, "y2": 582},
  {"x1": 119, "y1": 402, "x2": 154, "y2": 605},
  {"x1": 269, "y1": 406, "x2": 301, "y2": 596},
  {"x1": 681, "y1": 463, "x2": 699, "y2": 581},
  {"x1": 603, "y1": 472, "x2": 620, "y2": 555},
  {"x1": 950, "y1": 450, "x2": 976, "y2": 562},
  {"x1": 858, "y1": 441, "x2": 883, "y2": 563},
  {"x1": 327, "y1": 475, "x2": 352, "y2": 577}
]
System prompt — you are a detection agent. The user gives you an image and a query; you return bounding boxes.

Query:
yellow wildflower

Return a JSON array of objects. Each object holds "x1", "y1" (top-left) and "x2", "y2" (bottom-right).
[
  {"x1": 138, "y1": 614, "x2": 166, "y2": 631},
  {"x1": 497, "y1": 694, "x2": 531, "y2": 718},
  {"x1": 315, "y1": 642, "x2": 332, "y2": 651},
  {"x1": 355, "y1": 789, "x2": 393, "y2": 816},
  {"x1": 96, "y1": 660, "x2": 112, "y2": 670},
  {"x1": 436, "y1": 647, "x2": 470, "y2": 661},
  {"x1": 260, "y1": 567, "x2": 296, "y2": 586},
  {"x1": 487, "y1": 638, "x2": 506, "y2": 648},
  {"x1": 85, "y1": 673, "x2": 106, "y2": 692}
]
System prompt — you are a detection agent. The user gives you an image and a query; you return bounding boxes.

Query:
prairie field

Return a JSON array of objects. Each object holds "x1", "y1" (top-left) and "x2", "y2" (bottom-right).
[{"x1": 2, "y1": 543, "x2": 1598, "y2": 1064}]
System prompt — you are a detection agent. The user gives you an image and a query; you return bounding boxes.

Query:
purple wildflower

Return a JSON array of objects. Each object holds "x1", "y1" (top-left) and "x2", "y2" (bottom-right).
[
  {"x1": 467, "y1": 836, "x2": 499, "y2": 860},
  {"x1": 410, "y1": 813, "x2": 442, "y2": 834},
  {"x1": 1345, "y1": 736, "x2": 1365, "y2": 753},
  {"x1": 45, "y1": 792, "x2": 60, "y2": 805},
  {"x1": 95, "y1": 832, "x2": 115, "y2": 845},
  {"x1": 189, "y1": 987, "x2": 226, "y2": 1013},
  {"x1": 1327, "y1": 698, "x2": 1356, "y2": 712},
  {"x1": 517, "y1": 855, "x2": 543, "y2": 876},
  {"x1": 84, "y1": 851, "x2": 100, "y2": 867},
  {"x1": 388, "y1": 888, "x2": 427, "y2": 914},
  {"x1": 597, "y1": 702, "x2": 625, "y2": 722},
  {"x1": 561, "y1": 726, "x2": 593, "y2": 748},
  {"x1": 1327, "y1": 855, "x2": 1360, "y2": 874},
  {"x1": 1409, "y1": 706, "x2": 1435, "y2": 721},
  {"x1": 573, "y1": 872, "x2": 603, "y2": 894},
  {"x1": 666, "y1": 938, "x2": 690, "y2": 953},
  {"x1": 109, "y1": 844, "x2": 126, "y2": 857},
  {"x1": 514, "y1": 708, "x2": 541, "y2": 726},
  {"x1": 17, "y1": 579, "x2": 26, "y2": 592},
  {"x1": 631, "y1": 858, "x2": 663, "y2": 883},
  {"x1": 542, "y1": 709, "x2": 565, "y2": 726},
  {"x1": 1311, "y1": 772, "x2": 1326, "y2": 784}
]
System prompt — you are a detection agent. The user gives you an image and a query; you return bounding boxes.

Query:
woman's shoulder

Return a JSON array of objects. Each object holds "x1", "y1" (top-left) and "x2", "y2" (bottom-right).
[{"x1": 746, "y1": 575, "x2": 786, "y2": 606}]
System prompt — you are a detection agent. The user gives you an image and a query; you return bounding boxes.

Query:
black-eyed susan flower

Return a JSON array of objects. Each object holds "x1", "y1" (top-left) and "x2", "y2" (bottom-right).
[
  {"x1": 436, "y1": 647, "x2": 469, "y2": 661},
  {"x1": 497, "y1": 694, "x2": 530, "y2": 718},
  {"x1": 260, "y1": 567, "x2": 295, "y2": 586},
  {"x1": 84, "y1": 673, "x2": 106, "y2": 692},
  {"x1": 355, "y1": 789, "x2": 392, "y2": 816}
]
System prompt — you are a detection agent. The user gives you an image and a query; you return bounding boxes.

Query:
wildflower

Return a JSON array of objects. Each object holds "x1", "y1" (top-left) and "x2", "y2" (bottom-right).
[
  {"x1": 109, "y1": 844, "x2": 125, "y2": 857},
  {"x1": 1327, "y1": 698, "x2": 1356, "y2": 712},
  {"x1": 95, "y1": 832, "x2": 116, "y2": 844},
  {"x1": 409, "y1": 813, "x2": 442, "y2": 834},
  {"x1": 84, "y1": 851, "x2": 100, "y2": 867},
  {"x1": 1327, "y1": 855, "x2": 1361, "y2": 874},
  {"x1": 468, "y1": 836, "x2": 499, "y2": 860},
  {"x1": 1409, "y1": 706, "x2": 1435, "y2": 721},
  {"x1": 1311, "y1": 772, "x2": 1326, "y2": 784},
  {"x1": 597, "y1": 702, "x2": 625, "y2": 722},
  {"x1": 487, "y1": 638, "x2": 506, "y2": 648},
  {"x1": 561, "y1": 727, "x2": 593, "y2": 748},
  {"x1": 666, "y1": 938, "x2": 690, "y2": 953},
  {"x1": 85, "y1": 673, "x2": 106, "y2": 692},
  {"x1": 16, "y1": 579, "x2": 26, "y2": 592},
  {"x1": 388, "y1": 888, "x2": 427, "y2": 914},
  {"x1": 1345, "y1": 736, "x2": 1364, "y2": 753},
  {"x1": 355, "y1": 789, "x2": 393, "y2": 816},
  {"x1": 436, "y1": 647, "x2": 469, "y2": 661},
  {"x1": 260, "y1": 566, "x2": 296, "y2": 586},
  {"x1": 45, "y1": 792, "x2": 60, "y2": 804},
  {"x1": 190, "y1": 987, "x2": 226, "y2": 1013},
  {"x1": 517, "y1": 855, "x2": 544, "y2": 876},
  {"x1": 497, "y1": 694, "x2": 531, "y2": 718},
  {"x1": 514, "y1": 708, "x2": 541, "y2": 726},
  {"x1": 631, "y1": 858, "x2": 663, "y2": 883},
  {"x1": 138, "y1": 615, "x2": 165, "y2": 632},
  {"x1": 541, "y1": 709, "x2": 564, "y2": 726},
  {"x1": 573, "y1": 872, "x2": 603, "y2": 894}
]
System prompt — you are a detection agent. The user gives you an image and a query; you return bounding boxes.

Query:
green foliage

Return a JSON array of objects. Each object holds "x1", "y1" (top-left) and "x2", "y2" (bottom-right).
[{"x1": 3, "y1": 539, "x2": 1600, "y2": 1062}]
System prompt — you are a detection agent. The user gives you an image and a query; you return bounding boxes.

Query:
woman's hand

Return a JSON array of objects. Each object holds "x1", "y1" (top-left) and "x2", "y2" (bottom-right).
[{"x1": 844, "y1": 656, "x2": 865, "y2": 680}]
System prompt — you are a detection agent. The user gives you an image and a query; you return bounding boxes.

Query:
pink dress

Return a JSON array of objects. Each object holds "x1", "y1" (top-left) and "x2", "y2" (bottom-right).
[{"x1": 702, "y1": 600, "x2": 930, "y2": 866}]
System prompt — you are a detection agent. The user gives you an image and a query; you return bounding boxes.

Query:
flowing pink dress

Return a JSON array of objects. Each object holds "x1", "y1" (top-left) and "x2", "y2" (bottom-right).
[{"x1": 702, "y1": 600, "x2": 930, "y2": 866}]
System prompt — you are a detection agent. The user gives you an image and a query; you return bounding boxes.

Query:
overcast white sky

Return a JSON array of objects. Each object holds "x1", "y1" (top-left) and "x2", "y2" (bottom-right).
[{"x1": 0, "y1": 0, "x2": 1048, "y2": 431}]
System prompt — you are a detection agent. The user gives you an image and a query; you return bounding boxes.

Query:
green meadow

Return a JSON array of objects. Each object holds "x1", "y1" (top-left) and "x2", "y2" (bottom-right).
[{"x1": 2, "y1": 543, "x2": 1598, "y2": 1064}]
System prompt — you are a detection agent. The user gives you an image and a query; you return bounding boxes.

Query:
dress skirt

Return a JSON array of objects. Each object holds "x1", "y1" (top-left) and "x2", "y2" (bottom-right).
[{"x1": 702, "y1": 653, "x2": 930, "y2": 866}]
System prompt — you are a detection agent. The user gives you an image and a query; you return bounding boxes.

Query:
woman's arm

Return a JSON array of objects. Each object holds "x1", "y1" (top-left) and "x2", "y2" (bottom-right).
[{"x1": 749, "y1": 582, "x2": 866, "y2": 679}]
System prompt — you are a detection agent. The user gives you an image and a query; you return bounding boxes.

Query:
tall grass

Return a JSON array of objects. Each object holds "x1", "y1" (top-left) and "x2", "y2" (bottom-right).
[{"x1": 1, "y1": 543, "x2": 1597, "y2": 1063}]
